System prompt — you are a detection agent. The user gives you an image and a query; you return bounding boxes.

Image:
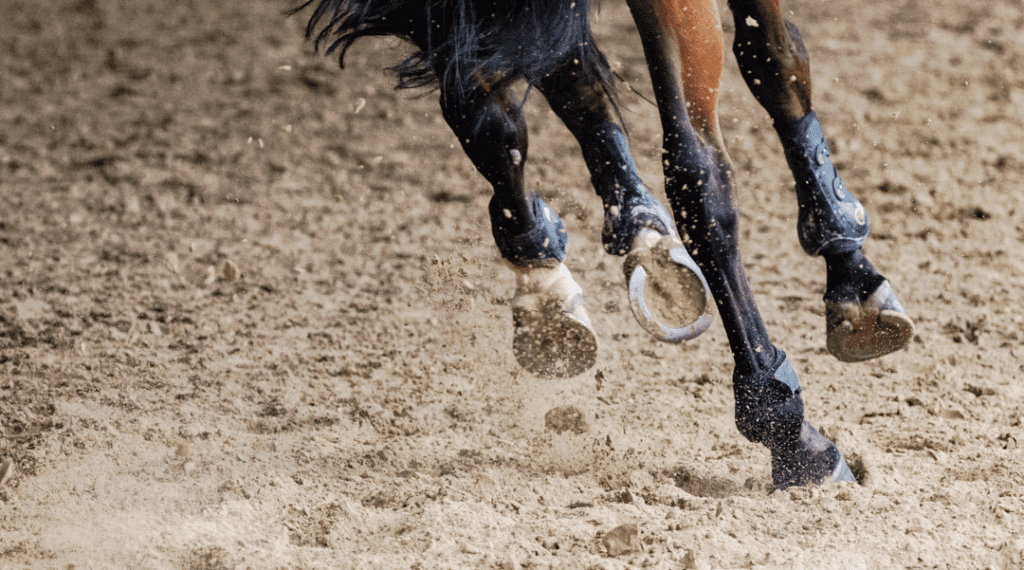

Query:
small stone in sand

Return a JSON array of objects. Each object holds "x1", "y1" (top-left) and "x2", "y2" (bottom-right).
[
  {"x1": 602, "y1": 523, "x2": 639, "y2": 557},
  {"x1": 0, "y1": 458, "x2": 14, "y2": 487},
  {"x1": 221, "y1": 259, "x2": 241, "y2": 282},
  {"x1": 680, "y1": 548, "x2": 710, "y2": 570}
]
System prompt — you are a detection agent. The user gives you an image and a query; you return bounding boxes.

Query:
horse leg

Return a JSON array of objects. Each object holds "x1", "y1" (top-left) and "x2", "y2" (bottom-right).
[
  {"x1": 437, "y1": 84, "x2": 597, "y2": 378},
  {"x1": 537, "y1": 68, "x2": 714, "y2": 343},
  {"x1": 727, "y1": 0, "x2": 914, "y2": 362},
  {"x1": 627, "y1": 0, "x2": 855, "y2": 488}
]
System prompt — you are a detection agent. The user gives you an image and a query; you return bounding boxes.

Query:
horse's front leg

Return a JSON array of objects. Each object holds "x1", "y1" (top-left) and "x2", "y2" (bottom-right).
[
  {"x1": 627, "y1": 0, "x2": 855, "y2": 489},
  {"x1": 537, "y1": 67, "x2": 714, "y2": 343},
  {"x1": 727, "y1": 0, "x2": 914, "y2": 362},
  {"x1": 438, "y1": 85, "x2": 597, "y2": 378}
]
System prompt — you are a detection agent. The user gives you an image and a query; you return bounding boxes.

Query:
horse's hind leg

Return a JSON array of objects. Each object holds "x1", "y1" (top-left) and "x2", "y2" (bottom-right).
[
  {"x1": 627, "y1": 0, "x2": 855, "y2": 489},
  {"x1": 438, "y1": 85, "x2": 597, "y2": 378},
  {"x1": 537, "y1": 71, "x2": 675, "y2": 256},
  {"x1": 727, "y1": 0, "x2": 914, "y2": 362},
  {"x1": 537, "y1": 68, "x2": 714, "y2": 343}
]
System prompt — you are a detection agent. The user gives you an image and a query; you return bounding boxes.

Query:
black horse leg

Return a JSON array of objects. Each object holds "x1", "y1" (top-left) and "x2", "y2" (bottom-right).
[
  {"x1": 728, "y1": 0, "x2": 914, "y2": 361},
  {"x1": 438, "y1": 87, "x2": 564, "y2": 264},
  {"x1": 627, "y1": 0, "x2": 855, "y2": 488},
  {"x1": 437, "y1": 83, "x2": 598, "y2": 378},
  {"x1": 537, "y1": 70, "x2": 675, "y2": 256},
  {"x1": 537, "y1": 65, "x2": 715, "y2": 342}
]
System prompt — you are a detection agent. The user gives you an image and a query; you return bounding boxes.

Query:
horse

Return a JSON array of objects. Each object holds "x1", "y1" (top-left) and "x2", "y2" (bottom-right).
[{"x1": 291, "y1": 0, "x2": 915, "y2": 490}]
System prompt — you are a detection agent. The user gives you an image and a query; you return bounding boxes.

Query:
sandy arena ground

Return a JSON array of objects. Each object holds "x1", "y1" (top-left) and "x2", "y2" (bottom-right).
[{"x1": 1, "y1": 0, "x2": 1023, "y2": 568}]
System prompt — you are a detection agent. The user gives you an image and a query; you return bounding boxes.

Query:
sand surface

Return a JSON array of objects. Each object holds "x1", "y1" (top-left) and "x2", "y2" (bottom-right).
[{"x1": 1, "y1": 0, "x2": 1023, "y2": 568}]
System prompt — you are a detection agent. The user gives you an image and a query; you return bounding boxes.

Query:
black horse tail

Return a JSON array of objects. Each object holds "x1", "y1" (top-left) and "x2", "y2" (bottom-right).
[{"x1": 291, "y1": 0, "x2": 614, "y2": 103}]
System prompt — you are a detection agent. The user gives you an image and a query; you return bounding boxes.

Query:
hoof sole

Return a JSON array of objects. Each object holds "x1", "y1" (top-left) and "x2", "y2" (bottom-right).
[
  {"x1": 512, "y1": 295, "x2": 597, "y2": 379},
  {"x1": 826, "y1": 280, "x2": 914, "y2": 362},
  {"x1": 624, "y1": 237, "x2": 713, "y2": 343}
]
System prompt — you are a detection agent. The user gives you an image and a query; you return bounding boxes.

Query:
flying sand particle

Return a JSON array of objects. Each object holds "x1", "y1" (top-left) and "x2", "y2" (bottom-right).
[
  {"x1": 165, "y1": 252, "x2": 180, "y2": 274},
  {"x1": 204, "y1": 266, "x2": 217, "y2": 287},
  {"x1": 0, "y1": 457, "x2": 14, "y2": 487},
  {"x1": 221, "y1": 260, "x2": 241, "y2": 282}
]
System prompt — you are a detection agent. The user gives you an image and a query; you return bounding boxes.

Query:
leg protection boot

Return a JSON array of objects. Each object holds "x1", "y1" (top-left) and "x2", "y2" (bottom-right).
[
  {"x1": 581, "y1": 123, "x2": 677, "y2": 258},
  {"x1": 777, "y1": 113, "x2": 913, "y2": 361},
  {"x1": 734, "y1": 353, "x2": 857, "y2": 489},
  {"x1": 490, "y1": 193, "x2": 568, "y2": 265},
  {"x1": 776, "y1": 111, "x2": 868, "y2": 257}
]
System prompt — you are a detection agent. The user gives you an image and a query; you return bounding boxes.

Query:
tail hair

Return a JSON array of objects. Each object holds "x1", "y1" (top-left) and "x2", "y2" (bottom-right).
[{"x1": 290, "y1": 0, "x2": 615, "y2": 103}]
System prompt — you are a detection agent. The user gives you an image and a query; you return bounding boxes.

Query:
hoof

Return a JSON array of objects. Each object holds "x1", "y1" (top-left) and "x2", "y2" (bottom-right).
[
  {"x1": 826, "y1": 280, "x2": 914, "y2": 362},
  {"x1": 772, "y1": 422, "x2": 858, "y2": 490},
  {"x1": 511, "y1": 264, "x2": 598, "y2": 378},
  {"x1": 623, "y1": 230, "x2": 713, "y2": 343}
]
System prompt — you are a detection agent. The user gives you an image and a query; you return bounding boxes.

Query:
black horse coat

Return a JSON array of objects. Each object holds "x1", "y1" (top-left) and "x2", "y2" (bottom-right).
[{"x1": 294, "y1": 0, "x2": 614, "y2": 102}]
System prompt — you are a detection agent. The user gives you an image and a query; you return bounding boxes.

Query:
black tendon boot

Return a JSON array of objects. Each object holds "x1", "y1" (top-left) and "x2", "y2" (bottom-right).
[
  {"x1": 775, "y1": 111, "x2": 868, "y2": 257},
  {"x1": 734, "y1": 352, "x2": 856, "y2": 489},
  {"x1": 777, "y1": 112, "x2": 914, "y2": 362}
]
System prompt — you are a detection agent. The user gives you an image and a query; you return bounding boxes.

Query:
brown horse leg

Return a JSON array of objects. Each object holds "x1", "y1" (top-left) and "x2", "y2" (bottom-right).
[
  {"x1": 628, "y1": 0, "x2": 856, "y2": 489},
  {"x1": 727, "y1": 0, "x2": 914, "y2": 361}
]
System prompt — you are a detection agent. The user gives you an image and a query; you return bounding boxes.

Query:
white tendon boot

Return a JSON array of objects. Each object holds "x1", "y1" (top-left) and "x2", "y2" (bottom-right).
[
  {"x1": 510, "y1": 262, "x2": 597, "y2": 378},
  {"x1": 623, "y1": 229, "x2": 714, "y2": 343}
]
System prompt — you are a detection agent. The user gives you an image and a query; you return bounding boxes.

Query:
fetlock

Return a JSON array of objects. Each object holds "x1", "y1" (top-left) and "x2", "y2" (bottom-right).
[
  {"x1": 576, "y1": 122, "x2": 676, "y2": 256},
  {"x1": 490, "y1": 194, "x2": 568, "y2": 264},
  {"x1": 823, "y1": 249, "x2": 887, "y2": 305},
  {"x1": 601, "y1": 185, "x2": 675, "y2": 256}
]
